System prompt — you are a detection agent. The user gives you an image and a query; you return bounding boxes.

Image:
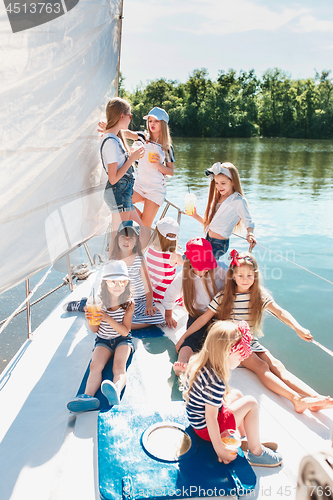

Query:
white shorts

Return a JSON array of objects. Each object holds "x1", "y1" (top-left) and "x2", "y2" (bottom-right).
[{"x1": 133, "y1": 179, "x2": 166, "y2": 207}]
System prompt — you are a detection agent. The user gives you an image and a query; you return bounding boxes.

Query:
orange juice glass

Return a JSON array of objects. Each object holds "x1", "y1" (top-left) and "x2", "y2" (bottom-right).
[
  {"x1": 184, "y1": 193, "x2": 197, "y2": 215},
  {"x1": 86, "y1": 296, "x2": 102, "y2": 326},
  {"x1": 148, "y1": 151, "x2": 158, "y2": 163},
  {"x1": 221, "y1": 429, "x2": 241, "y2": 456}
]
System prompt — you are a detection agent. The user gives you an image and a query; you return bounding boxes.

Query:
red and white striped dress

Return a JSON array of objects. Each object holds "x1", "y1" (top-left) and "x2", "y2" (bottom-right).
[{"x1": 146, "y1": 247, "x2": 178, "y2": 302}]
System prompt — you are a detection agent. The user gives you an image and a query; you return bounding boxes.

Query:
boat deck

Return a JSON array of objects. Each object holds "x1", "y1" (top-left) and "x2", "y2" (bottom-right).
[{"x1": 0, "y1": 274, "x2": 332, "y2": 500}]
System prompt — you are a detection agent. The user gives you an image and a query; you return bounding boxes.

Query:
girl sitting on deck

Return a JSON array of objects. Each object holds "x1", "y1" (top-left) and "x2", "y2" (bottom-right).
[
  {"x1": 146, "y1": 216, "x2": 183, "y2": 303},
  {"x1": 182, "y1": 320, "x2": 283, "y2": 467},
  {"x1": 177, "y1": 250, "x2": 333, "y2": 413},
  {"x1": 99, "y1": 106, "x2": 175, "y2": 229},
  {"x1": 187, "y1": 162, "x2": 256, "y2": 260},
  {"x1": 100, "y1": 97, "x2": 144, "y2": 234},
  {"x1": 64, "y1": 220, "x2": 165, "y2": 329},
  {"x1": 67, "y1": 261, "x2": 134, "y2": 412},
  {"x1": 110, "y1": 220, "x2": 165, "y2": 329},
  {"x1": 163, "y1": 237, "x2": 227, "y2": 376}
]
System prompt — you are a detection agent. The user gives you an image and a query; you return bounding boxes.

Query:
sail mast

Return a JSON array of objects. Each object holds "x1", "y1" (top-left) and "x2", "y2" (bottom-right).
[{"x1": 116, "y1": 0, "x2": 125, "y2": 96}]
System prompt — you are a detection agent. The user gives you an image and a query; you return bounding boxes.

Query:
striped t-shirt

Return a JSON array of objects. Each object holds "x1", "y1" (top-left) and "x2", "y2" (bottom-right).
[
  {"x1": 184, "y1": 365, "x2": 225, "y2": 429},
  {"x1": 97, "y1": 306, "x2": 126, "y2": 340},
  {"x1": 146, "y1": 247, "x2": 177, "y2": 302},
  {"x1": 208, "y1": 290, "x2": 273, "y2": 334},
  {"x1": 127, "y1": 256, "x2": 146, "y2": 299}
]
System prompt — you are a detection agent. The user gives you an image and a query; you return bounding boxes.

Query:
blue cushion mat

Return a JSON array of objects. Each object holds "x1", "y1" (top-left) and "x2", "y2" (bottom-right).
[
  {"x1": 77, "y1": 325, "x2": 165, "y2": 410},
  {"x1": 98, "y1": 402, "x2": 256, "y2": 500}
]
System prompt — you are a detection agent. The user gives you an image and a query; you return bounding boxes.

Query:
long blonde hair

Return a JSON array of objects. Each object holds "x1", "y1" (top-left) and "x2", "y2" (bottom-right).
[
  {"x1": 217, "y1": 252, "x2": 265, "y2": 336},
  {"x1": 183, "y1": 320, "x2": 243, "y2": 403},
  {"x1": 151, "y1": 229, "x2": 177, "y2": 253},
  {"x1": 106, "y1": 97, "x2": 131, "y2": 152},
  {"x1": 182, "y1": 258, "x2": 218, "y2": 318},
  {"x1": 147, "y1": 118, "x2": 173, "y2": 153},
  {"x1": 203, "y1": 162, "x2": 244, "y2": 232}
]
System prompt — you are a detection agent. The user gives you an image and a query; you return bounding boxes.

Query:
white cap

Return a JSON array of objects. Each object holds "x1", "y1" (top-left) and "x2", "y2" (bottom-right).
[
  {"x1": 156, "y1": 217, "x2": 179, "y2": 240},
  {"x1": 102, "y1": 260, "x2": 130, "y2": 281}
]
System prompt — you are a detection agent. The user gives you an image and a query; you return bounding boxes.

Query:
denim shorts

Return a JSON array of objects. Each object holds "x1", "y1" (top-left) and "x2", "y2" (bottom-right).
[
  {"x1": 104, "y1": 170, "x2": 135, "y2": 214},
  {"x1": 206, "y1": 233, "x2": 229, "y2": 259},
  {"x1": 94, "y1": 334, "x2": 134, "y2": 354}
]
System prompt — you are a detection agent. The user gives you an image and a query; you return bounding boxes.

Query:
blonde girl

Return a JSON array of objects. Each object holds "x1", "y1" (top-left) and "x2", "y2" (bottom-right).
[
  {"x1": 164, "y1": 238, "x2": 227, "y2": 376},
  {"x1": 99, "y1": 106, "x2": 175, "y2": 228},
  {"x1": 182, "y1": 320, "x2": 282, "y2": 467},
  {"x1": 179, "y1": 250, "x2": 333, "y2": 413},
  {"x1": 188, "y1": 162, "x2": 256, "y2": 259},
  {"x1": 100, "y1": 97, "x2": 144, "y2": 237},
  {"x1": 146, "y1": 216, "x2": 183, "y2": 303},
  {"x1": 67, "y1": 261, "x2": 134, "y2": 412},
  {"x1": 111, "y1": 220, "x2": 165, "y2": 328}
]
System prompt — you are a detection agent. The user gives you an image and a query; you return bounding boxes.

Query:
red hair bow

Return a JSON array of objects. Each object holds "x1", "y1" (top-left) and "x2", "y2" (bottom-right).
[
  {"x1": 229, "y1": 249, "x2": 240, "y2": 267},
  {"x1": 230, "y1": 321, "x2": 253, "y2": 360}
]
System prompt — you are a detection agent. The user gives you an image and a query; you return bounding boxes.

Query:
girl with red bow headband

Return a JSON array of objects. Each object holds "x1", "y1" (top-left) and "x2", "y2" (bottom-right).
[
  {"x1": 180, "y1": 250, "x2": 333, "y2": 413},
  {"x1": 182, "y1": 320, "x2": 283, "y2": 467}
]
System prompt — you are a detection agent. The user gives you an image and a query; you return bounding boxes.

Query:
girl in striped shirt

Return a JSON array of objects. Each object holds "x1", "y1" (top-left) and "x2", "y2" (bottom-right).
[
  {"x1": 183, "y1": 320, "x2": 282, "y2": 467},
  {"x1": 67, "y1": 260, "x2": 134, "y2": 413},
  {"x1": 146, "y1": 217, "x2": 183, "y2": 303},
  {"x1": 180, "y1": 250, "x2": 332, "y2": 413},
  {"x1": 111, "y1": 220, "x2": 165, "y2": 328}
]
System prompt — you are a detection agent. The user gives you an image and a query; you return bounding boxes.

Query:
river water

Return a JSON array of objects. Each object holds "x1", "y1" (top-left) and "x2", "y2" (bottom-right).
[{"x1": 1, "y1": 137, "x2": 333, "y2": 395}]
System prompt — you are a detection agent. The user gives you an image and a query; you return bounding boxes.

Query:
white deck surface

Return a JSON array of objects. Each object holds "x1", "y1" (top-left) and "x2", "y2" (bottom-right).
[{"x1": 0, "y1": 274, "x2": 332, "y2": 500}]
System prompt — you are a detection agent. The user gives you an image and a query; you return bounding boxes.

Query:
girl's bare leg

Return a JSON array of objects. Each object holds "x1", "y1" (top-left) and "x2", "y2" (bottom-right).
[
  {"x1": 141, "y1": 199, "x2": 160, "y2": 229},
  {"x1": 229, "y1": 396, "x2": 262, "y2": 456},
  {"x1": 174, "y1": 346, "x2": 193, "y2": 376},
  {"x1": 85, "y1": 346, "x2": 112, "y2": 397},
  {"x1": 257, "y1": 351, "x2": 319, "y2": 397},
  {"x1": 112, "y1": 344, "x2": 132, "y2": 393},
  {"x1": 224, "y1": 389, "x2": 245, "y2": 437},
  {"x1": 241, "y1": 353, "x2": 326, "y2": 413},
  {"x1": 131, "y1": 323, "x2": 150, "y2": 329}
]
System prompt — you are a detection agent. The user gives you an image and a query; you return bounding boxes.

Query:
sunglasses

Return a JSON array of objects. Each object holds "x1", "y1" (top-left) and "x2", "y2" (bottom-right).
[
  {"x1": 125, "y1": 113, "x2": 133, "y2": 119},
  {"x1": 106, "y1": 280, "x2": 129, "y2": 287}
]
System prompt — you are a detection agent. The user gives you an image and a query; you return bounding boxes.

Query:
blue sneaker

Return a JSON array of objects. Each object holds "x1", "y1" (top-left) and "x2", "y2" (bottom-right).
[
  {"x1": 63, "y1": 298, "x2": 87, "y2": 312},
  {"x1": 101, "y1": 380, "x2": 120, "y2": 405},
  {"x1": 247, "y1": 446, "x2": 283, "y2": 467},
  {"x1": 67, "y1": 394, "x2": 100, "y2": 412}
]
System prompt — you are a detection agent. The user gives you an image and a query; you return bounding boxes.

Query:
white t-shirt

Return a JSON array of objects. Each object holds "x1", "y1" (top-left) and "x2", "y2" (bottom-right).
[
  {"x1": 101, "y1": 133, "x2": 127, "y2": 174},
  {"x1": 162, "y1": 264, "x2": 227, "y2": 312},
  {"x1": 208, "y1": 192, "x2": 255, "y2": 239}
]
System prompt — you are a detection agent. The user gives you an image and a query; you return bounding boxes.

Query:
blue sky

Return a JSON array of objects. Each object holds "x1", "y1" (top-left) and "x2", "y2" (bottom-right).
[{"x1": 120, "y1": 0, "x2": 333, "y2": 90}]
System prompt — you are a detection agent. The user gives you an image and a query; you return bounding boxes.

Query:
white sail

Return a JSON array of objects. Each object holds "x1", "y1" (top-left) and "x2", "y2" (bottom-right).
[{"x1": 0, "y1": 0, "x2": 123, "y2": 294}]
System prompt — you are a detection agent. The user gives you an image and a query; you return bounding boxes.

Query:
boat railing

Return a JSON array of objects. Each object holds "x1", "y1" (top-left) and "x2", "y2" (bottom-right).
[
  {"x1": 0, "y1": 198, "x2": 183, "y2": 340},
  {"x1": 1, "y1": 197, "x2": 332, "y2": 361}
]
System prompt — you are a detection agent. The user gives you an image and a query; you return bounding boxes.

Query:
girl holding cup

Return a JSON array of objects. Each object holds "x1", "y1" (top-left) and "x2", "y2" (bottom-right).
[
  {"x1": 99, "y1": 106, "x2": 175, "y2": 228},
  {"x1": 100, "y1": 98, "x2": 144, "y2": 235},
  {"x1": 66, "y1": 261, "x2": 134, "y2": 412},
  {"x1": 182, "y1": 320, "x2": 283, "y2": 467}
]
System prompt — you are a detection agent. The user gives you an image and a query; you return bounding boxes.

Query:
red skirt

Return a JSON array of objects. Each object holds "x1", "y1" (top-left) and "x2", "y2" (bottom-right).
[{"x1": 194, "y1": 406, "x2": 236, "y2": 441}]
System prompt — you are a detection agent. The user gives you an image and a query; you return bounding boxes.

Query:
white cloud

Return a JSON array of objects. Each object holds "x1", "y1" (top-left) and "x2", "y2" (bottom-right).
[
  {"x1": 123, "y1": 0, "x2": 333, "y2": 36},
  {"x1": 292, "y1": 15, "x2": 333, "y2": 33}
]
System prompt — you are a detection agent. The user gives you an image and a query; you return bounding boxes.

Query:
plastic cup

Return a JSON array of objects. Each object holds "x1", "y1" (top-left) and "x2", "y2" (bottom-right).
[
  {"x1": 86, "y1": 296, "x2": 102, "y2": 326},
  {"x1": 221, "y1": 429, "x2": 241, "y2": 456},
  {"x1": 184, "y1": 193, "x2": 197, "y2": 215},
  {"x1": 147, "y1": 144, "x2": 160, "y2": 163},
  {"x1": 133, "y1": 141, "x2": 145, "y2": 159}
]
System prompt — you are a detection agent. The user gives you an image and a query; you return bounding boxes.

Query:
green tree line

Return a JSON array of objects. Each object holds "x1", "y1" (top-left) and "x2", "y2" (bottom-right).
[{"x1": 119, "y1": 68, "x2": 333, "y2": 139}]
